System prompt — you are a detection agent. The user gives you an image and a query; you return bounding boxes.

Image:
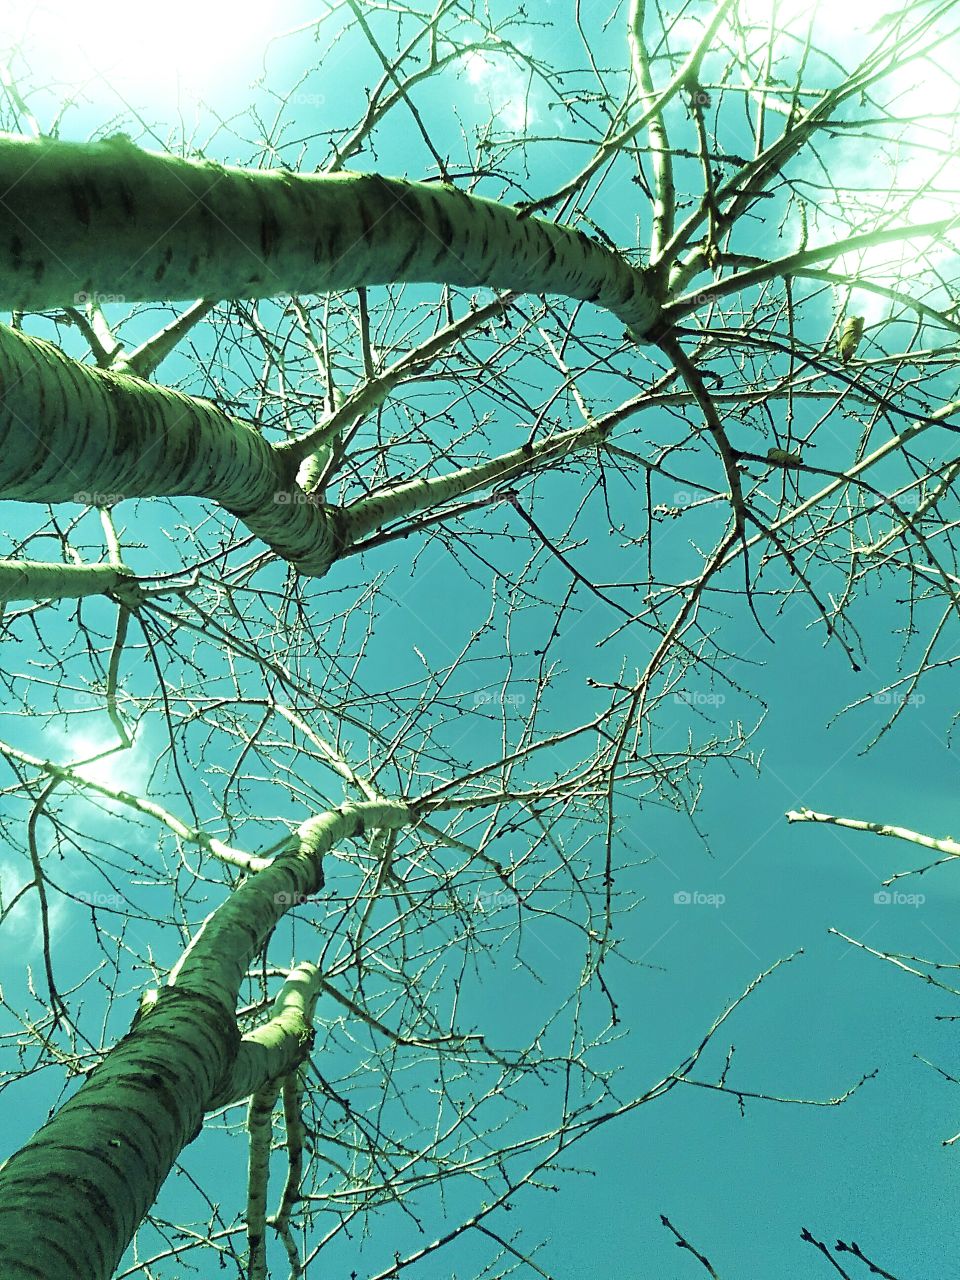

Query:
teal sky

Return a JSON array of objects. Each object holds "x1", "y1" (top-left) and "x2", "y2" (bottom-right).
[{"x1": 1, "y1": 2, "x2": 959, "y2": 1277}]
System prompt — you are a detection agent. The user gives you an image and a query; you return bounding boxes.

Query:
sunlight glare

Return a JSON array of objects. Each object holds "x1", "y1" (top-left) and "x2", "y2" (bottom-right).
[
  {"x1": 58, "y1": 723, "x2": 149, "y2": 798},
  {"x1": 14, "y1": 0, "x2": 292, "y2": 107}
]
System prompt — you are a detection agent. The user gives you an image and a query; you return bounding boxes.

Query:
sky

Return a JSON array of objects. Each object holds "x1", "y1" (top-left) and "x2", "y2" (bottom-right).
[{"x1": 1, "y1": 1, "x2": 960, "y2": 1278}]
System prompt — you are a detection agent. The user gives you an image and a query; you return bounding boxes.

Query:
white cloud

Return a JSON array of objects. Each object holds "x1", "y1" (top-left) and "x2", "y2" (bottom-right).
[
  {"x1": 462, "y1": 51, "x2": 538, "y2": 133},
  {"x1": 47, "y1": 719, "x2": 152, "y2": 801}
]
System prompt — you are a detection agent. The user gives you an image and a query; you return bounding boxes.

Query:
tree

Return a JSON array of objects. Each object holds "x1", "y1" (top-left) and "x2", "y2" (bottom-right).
[{"x1": 0, "y1": 0, "x2": 958, "y2": 1276}]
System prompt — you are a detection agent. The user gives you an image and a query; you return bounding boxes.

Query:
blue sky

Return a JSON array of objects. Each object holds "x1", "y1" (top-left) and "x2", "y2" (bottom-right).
[{"x1": 1, "y1": 1, "x2": 960, "y2": 1277}]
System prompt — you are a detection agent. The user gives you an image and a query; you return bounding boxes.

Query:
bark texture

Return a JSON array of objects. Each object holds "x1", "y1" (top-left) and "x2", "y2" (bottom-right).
[
  {"x1": 0, "y1": 559, "x2": 143, "y2": 604},
  {"x1": 0, "y1": 134, "x2": 661, "y2": 338},
  {"x1": 0, "y1": 800, "x2": 411, "y2": 1280},
  {"x1": 0, "y1": 994, "x2": 239, "y2": 1280},
  {"x1": 0, "y1": 325, "x2": 344, "y2": 576}
]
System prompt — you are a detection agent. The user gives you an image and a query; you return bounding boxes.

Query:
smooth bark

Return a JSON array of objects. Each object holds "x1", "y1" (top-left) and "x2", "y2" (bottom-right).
[{"x1": 0, "y1": 559, "x2": 143, "y2": 604}]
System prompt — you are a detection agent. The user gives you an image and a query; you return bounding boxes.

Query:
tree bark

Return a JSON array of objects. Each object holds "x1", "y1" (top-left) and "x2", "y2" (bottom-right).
[
  {"x1": 0, "y1": 559, "x2": 143, "y2": 604},
  {"x1": 0, "y1": 799, "x2": 411, "y2": 1279},
  {"x1": 0, "y1": 134, "x2": 661, "y2": 339},
  {"x1": 0, "y1": 325, "x2": 344, "y2": 577}
]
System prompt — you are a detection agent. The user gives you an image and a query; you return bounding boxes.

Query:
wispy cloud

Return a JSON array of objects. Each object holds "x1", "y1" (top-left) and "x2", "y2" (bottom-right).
[{"x1": 462, "y1": 51, "x2": 538, "y2": 133}]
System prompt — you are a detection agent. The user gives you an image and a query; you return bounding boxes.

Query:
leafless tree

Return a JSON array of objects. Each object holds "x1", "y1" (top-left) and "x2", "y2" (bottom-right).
[{"x1": 0, "y1": 0, "x2": 958, "y2": 1275}]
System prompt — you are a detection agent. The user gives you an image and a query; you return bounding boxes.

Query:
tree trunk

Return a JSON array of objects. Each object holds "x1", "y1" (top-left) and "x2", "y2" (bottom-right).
[
  {"x1": 0, "y1": 995, "x2": 239, "y2": 1280},
  {"x1": 0, "y1": 559, "x2": 143, "y2": 604},
  {"x1": 0, "y1": 135, "x2": 661, "y2": 339},
  {"x1": 0, "y1": 325, "x2": 343, "y2": 577},
  {"x1": 0, "y1": 799, "x2": 410, "y2": 1279}
]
